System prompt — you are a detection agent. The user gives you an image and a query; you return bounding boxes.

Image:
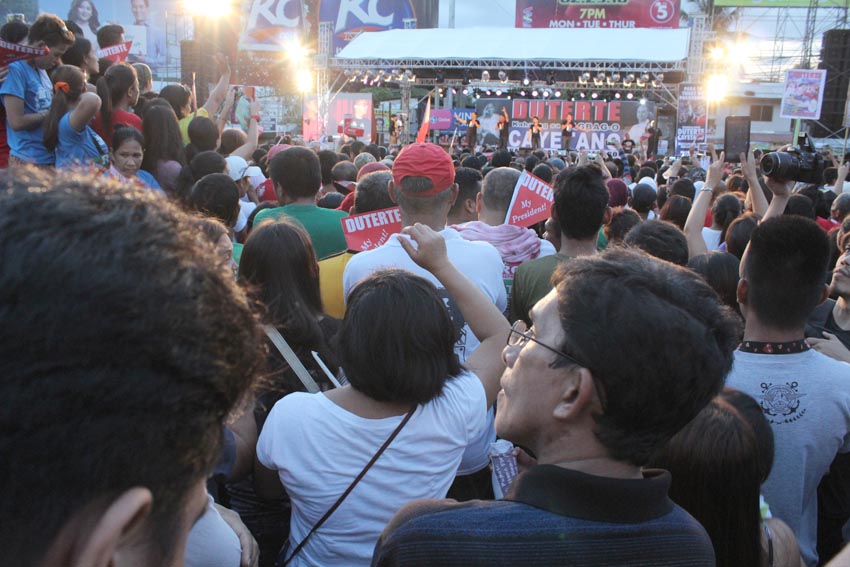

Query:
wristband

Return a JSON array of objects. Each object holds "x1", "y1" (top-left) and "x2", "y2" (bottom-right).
[{"x1": 250, "y1": 114, "x2": 261, "y2": 122}]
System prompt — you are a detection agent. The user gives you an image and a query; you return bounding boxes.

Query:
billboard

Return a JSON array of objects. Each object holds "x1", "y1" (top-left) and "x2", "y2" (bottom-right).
[
  {"x1": 714, "y1": 0, "x2": 846, "y2": 6},
  {"x1": 473, "y1": 98, "x2": 658, "y2": 152},
  {"x1": 318, "y1": 0, "x2": 438, "y2": 56},
  {"x1": 781, "y1": 69, "x2": 828, "y2": 120},
  {"x1": 516, "y1": 0, "x2": 680, "y2": 30},
  {"x1": 40, "y1": 0, "x2": 190, "y2": 78},
  {"x1": 676, "y1": 83, "x2": 707, "y2": 154},
  {"x1": 239, "y1": 0, "x2": 316, "y2": 51},
  {"x1": 302, "y1": 92, "x2": 373, "y2": 141}
]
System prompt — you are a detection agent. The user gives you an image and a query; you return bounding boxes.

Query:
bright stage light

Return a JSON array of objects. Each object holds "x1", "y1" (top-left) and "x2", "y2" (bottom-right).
[
  {"x1": 520, "y1": 89, "x2": 526, "y2": 96},
  {"x1": 296, "y1": 69, "x2": 312, "y2": 93},
  {"x1": 706, "y1": 73, "x2": 728, "y2": 102},
  {"x1": 554, "y1": 90, "x2": 562, "y2": 97},
  {"x1": 614, "y1": 92, "x2": 621, "y2": 99},
  {"x1": 495, "y1": 89, "x2": 502, "y2": 95},
  {"x1": 639, "y1": 97, "x2": 647, "y2": 105},
  {"x1": 462, "y1": 88, "x2": 469, "y2": 95},
  {"x1": 184, "y1": 0, "x2": 231, "y2": 16},
  {"x1": 626, "y1": 92, "x2": 634, "y2": 100},
  {"x1": 531, "y1": 89, "x2": 539, "y2": 96},
  {"x1": 710, "y1": 46, "x2": 726, "y2": 60},
  {"x1": 591, "y1": 92, "x2": 598, "y2": 99},
  {"x1": 522, "y1": 75, "x2": 530, "y2": 86}
]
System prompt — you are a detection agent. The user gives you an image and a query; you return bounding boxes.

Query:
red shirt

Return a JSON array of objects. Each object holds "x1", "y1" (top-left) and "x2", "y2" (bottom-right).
[
  {"x1": 817, "y1": 216, "x2": 839, "y2": 232},
  {"x1": 91, "y1": 109, "x2": 142, "y2": 148},
  {"x1": 259, "y1": 178, "x2": 278, "y2": 203}
]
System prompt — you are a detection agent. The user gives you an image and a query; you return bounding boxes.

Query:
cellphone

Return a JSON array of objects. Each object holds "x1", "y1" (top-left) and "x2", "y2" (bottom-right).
[{"x1": 724, "y1": 116, "x2": 751, "y2": 163}]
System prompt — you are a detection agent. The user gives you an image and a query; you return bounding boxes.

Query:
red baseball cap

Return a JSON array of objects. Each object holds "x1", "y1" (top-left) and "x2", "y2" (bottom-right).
[
  {"x1": 357, "y1": 161, "x2": 390, "y2": 182},
  {"x1": 391, "y1": 143, "x2": 455, "y2": 198}
]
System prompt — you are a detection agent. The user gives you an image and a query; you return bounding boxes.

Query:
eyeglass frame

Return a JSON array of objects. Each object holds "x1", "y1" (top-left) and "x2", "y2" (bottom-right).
[{"x1": 507, "y1": 320, "x2": 587, "y2": 369}]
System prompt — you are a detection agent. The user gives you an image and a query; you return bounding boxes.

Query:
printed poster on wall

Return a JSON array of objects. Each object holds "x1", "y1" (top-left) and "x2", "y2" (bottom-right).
[
  {"x1": 781, "y1": 69, "x2": 828, "y2": 120},
  {"x1": 676, "y1": 83, "x2": 707, "y2": 154},
  {"x1": 516, "y1": 0, "x2": 680, "y2": 30}
]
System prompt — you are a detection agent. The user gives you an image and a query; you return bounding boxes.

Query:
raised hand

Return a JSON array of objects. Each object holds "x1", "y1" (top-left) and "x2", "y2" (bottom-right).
[{"x1": 399, "y1": 223, "x2": 450, "y2": 274}]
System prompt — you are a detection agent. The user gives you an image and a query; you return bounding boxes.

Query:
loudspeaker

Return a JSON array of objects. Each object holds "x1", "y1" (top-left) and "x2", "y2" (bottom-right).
[{"x1": 812, "y1": 29, "x2": 850, "y2": 137}]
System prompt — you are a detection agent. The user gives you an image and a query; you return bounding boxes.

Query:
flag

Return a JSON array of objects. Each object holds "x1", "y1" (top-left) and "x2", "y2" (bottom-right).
[{"x1": 416, "y1": 96, "x2": 431, "y2": 144}]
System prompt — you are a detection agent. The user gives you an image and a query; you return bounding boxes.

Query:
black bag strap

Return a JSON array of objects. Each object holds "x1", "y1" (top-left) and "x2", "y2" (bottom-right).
[{"x1": 281, "y1": 407, "x2": 416, "y2": 566}]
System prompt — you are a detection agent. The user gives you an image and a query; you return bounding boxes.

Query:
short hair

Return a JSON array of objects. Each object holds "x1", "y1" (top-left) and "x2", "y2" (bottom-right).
[
  {"x1": 833, "y1": 193, "x2": 850, "y2": 221},
  {"x1": 725, "y1": 213, "x2": 760, "y2": 260},
  {"x1": 1, "y1": 21, "x2": 29, "y2": 43},
  {"x1": 448, "y1": 167, "x2": 483, "y2": 217},
  {"x1": 187, "y1": 116, "x2": 219, "y2": 159},
  {"x1": 354, "y1": 152, "x2": 376, "y2": 171},
  {"x1": 339, "y1": 269, "x2": 461, "y2": 405},
  {"x1": 743, "y1": 215, "x2": 830, "y2": 330},
  {"x1": 553, "y1": 166, "x2": 609, "y2": 240},
  {"x1": 111, "y1": 125, "x2": 143, "y2": 152},
  {"x1": 636, "y1": 166, "x2": 656, "y2": 182},
  {"x1": 532, "y1": 163, "x2": 553, "y2": 184},
  {"x1": 218, "y1": 129, "x2": 247, "y2": 157},
  {"x1": 353, "y1": 171, "x2": 394, "y2": 214},
  {"x1": 96, "y1": 24, "x2": 124, "y2": 49},
  {"x1": 552, "y1": 248, "x2": 739, "y2": 465},
  {"x1": 175, "y1": 151, "x2": 227, "y2": 203},
  {"x1": 0, "y1": 168, "x2": 261, "y2": 565},
  {"x1": 631, "y1": 184, "x2": 657, "y2": 214},
  {"x1": 133, "y1": 62, "x2": 152, "y2": 91},
  {"x1": 491, "y1": 149, "x2": 511, "y2": 168},
  {"x1": 480, "y1": 166, "x2": 520, "y2": 217},
  {"x1": 269, "y1": 146, "x2": 321, "y2": 200},
  {"x1": 524, "y1": 155, "x2": 539, "y2": 172},
  {"x1": 659, "y1": 194, "x2": 692, "y2": 231},
  {"x1": 364, "y1": 143, "x2": 381, "y2": 161},
  {"x1": 159, "y1": 84, "x2": 192, "y2": 119},
  {"x1": 317, "y1": 150, "x2": 339, "y2": 185},
  {"x1": 825, "y1": 167, "x2": 839, "y2": 186},
  {"x1": 28, "y1": 14, "x2": 75, "y2": 48},
  {"x1": 603, "y1": 208, "x2": 641, "y2": 243},
  {"x1": 670, "y1": 178, "x2": 696, "y2": 201},
  {"x1": 187, "y1": 173, "x2": 240, "y2": 228},
  {"x1": 61, "y1": 37, "x2": 92, "y2": 69},
  {"x1": 784, "y1": 194, "x2": 816, "y2": 220},
  {"x1": 688, "y1": 252, "x2": 741, "y2": 313},
  {"x1": 395, "y1": 177, "x2": 454, "y2": 216},
  {"x1": 624, "y1": 220, "x2": 689, "y2": 266},
  {"x1": 332, "y1": 160, "x2": 357, "y2": 182}
]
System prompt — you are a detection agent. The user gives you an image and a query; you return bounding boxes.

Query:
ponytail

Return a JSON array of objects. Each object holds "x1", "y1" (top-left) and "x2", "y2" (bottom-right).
[
  {"x1": 96, "y1": 75, "x2": 113, "y2": 142},
  {"x1": 44, "y1": 65, "x2": 85, "y2": 152}
]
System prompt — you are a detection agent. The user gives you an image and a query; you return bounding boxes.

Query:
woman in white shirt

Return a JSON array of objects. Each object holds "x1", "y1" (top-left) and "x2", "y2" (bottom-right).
[{"x1": 255, "y1": 225, "x2": 509, "y2": 567}]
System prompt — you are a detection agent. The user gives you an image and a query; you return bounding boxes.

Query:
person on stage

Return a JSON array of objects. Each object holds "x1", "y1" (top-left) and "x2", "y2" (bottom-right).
[
  {"x1": 560, "y1": 113, "x2": 585, "y2": 152},
  {"x1": 530, "y1": 116, "x2": 542, "y2": 150},
  {"x1": 458, "y1": 111, "x2": 480, "y2": 151},
  {"x1": 646, "y1": 119, "x2": 662, "y2": 157},
  {"x1": 497, "y1": 107, "x2": 509, "y2": 150}
]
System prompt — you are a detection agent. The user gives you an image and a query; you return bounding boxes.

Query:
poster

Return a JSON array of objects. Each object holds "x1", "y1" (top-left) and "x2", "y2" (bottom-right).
[
  {"x1": 318, "y1": 0, "x2": 438, "y2": 56},
  {"x1": 39, "y1": 0, "x2": 188, "y2": 78},
  {"x1": 473, "y1": 98, "x2": 658, "y2": 152},
  {"x1": 505, "y1": 171, "x2": 553, "y2": 227},
  {"x1": 341, "y1": 207, "x2": 402, "y2": 251},
  {"x1": 781, "y1": 69, "x2": 828, "y2": 120},
  {"x1": 303, "y1": 92, "x2": 373, "y2": 141},
  {"x1": 516, "y1": 0, "x2": 679, "y2": 30},
  {"x1": 715, "y1": 0, "x2": 845, "y2": 6},
  {"x1": 97, "y1": 41, "x2": 132, "y2": 63},
  {"x1": 676, "y1": 83, "x2": 706, "y2": 154}
]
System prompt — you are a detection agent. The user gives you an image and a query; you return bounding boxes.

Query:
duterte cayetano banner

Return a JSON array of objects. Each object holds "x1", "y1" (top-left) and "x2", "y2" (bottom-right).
[{"x1": 516, "y1": 0, "x2": 680, "y2": 29}]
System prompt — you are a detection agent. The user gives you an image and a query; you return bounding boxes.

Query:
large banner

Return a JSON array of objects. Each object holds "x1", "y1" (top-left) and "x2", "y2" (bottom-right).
[
  {"x1": 715, "y1": 0, "x2": 845, "y2": 6},
  {"x1": 676, "y1": 83, "x2": 706, "y2": 154},
  {"x1": 516, "y1": 0, "x2": 679, "y2": 30},
  {"x1": 472, "y1": 98, "x2": 658, "y2": 152},
  {"x1": 319, "y1": 0, "x2": 438, "y2": 56},
  {"x1": 303, "y1": 92, "x2": 373, "y2": 141},
  {"x1": 781, "y1": 69, "x2": 828, "y2": 120},
  {"x1": 40, "y1": 0, "x2": 190, "y2": 78}
]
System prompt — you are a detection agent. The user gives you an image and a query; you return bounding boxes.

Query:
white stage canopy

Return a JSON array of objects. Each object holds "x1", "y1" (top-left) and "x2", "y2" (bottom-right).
[{"x1": 335, "y1": 27, "x2": 691, "y2": 64}]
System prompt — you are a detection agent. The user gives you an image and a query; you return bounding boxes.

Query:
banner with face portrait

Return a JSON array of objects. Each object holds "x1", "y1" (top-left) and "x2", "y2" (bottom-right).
[
  {"x1": 474, "y1": 98, "x2": 658, "y2": 152},
  {"x1": 302, "y1": 92, "x2": 373, "y2": 142},
  {"x1": 38, "y1": 0, "x2": 192, "y2": 79},
  {"x1": 675, "y1": 83, "x2": 706, "y2": 154}
]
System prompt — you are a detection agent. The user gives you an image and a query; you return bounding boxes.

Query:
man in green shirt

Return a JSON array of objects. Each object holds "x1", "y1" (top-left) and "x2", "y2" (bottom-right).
[
  {"x1": 510, "y1": 166, "x2": 611, "y2": 324},
  {"x1": 253, "y1": 146, "x2": 348, "y2": 260}
]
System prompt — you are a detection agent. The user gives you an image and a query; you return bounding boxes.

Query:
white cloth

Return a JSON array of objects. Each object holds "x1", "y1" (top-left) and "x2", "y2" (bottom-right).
[
  {"x1": 702, "y1": 227, "x2": 722, "y2": 251},
  {"x1": 257, "y1": 370, "x2": 489, "y2": 567},
  {"x1": 184, "y1": 494, "x2": 242, "y2": 567},
  {"x1": 726, "y1": 350, "x2": 850, "y2": 566}
]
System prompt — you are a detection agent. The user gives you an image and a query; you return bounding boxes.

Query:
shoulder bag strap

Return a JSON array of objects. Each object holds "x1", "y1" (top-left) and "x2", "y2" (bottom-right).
[
  {"x1": 281, "y1": 408, "x2": 416, "y2": 566},
  {"x1": 263, "y1": 324, "x2": 321, "y2": 394}
]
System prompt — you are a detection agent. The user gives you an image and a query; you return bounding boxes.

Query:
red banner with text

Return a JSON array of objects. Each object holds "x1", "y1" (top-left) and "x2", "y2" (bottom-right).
[
  {"x1": 0, "y1": 40, "x2": 47, "y2": 69},
  {"x1": 341, "y1": 207, "x2": 403, "y2": 251},
  {"x1": 505, "y1": 171, "x2": 554, "y2": 227},
  {"x1": 97, "y1": 41, "x2": 133, "y2": 63}
]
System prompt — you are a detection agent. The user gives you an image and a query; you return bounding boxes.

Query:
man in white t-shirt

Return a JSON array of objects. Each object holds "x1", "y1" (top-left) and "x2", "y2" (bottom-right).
[{"x1": 725, "y1": 214, "x2": 850, "y2": 567}]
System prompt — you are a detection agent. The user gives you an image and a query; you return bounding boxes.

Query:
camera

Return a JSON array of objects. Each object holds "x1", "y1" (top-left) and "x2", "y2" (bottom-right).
[{"x1": 760, "y1": 134, "x2": 825, "y2": 184}]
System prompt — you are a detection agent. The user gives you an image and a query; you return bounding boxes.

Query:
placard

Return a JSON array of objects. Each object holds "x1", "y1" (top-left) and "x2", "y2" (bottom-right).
[
  {"x1": 341, "y1": 207, "x2": 402, "y2": 251},
  {"x1": 781, "y1": 69, "x2": 828, "y2": 120},
  {"x1": 0, "y1": 39, "x2": 47, "y2": 68},
  {"x1": 504, "y1": 171, "x2": 554, "y2": 227},
  {"x1": 676, "y1": 83, "x2": 707, "y2": 154},
  {"x1": 97, "y1": 41, "x2": 133, "y2": 63}
]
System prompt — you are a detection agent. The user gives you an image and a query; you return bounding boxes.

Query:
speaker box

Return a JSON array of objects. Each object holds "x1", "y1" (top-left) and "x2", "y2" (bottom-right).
[{"x1": 812, "y1": 29, "x2": 850, "y2": 137}]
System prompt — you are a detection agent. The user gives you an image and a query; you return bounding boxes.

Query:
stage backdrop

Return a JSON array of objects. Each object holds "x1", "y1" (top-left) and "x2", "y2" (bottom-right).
[
  {"x1": 516, "y1": 0, "x2": 680, "y2": 30},
  {"x1": 303, "y1": 92, "x2": 373, "y2": 142}
]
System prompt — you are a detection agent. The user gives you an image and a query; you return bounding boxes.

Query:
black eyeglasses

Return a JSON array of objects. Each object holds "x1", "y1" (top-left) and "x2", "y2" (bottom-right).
[{"x1": 507, "y1": 320, "x2": 586, "y2": 368}]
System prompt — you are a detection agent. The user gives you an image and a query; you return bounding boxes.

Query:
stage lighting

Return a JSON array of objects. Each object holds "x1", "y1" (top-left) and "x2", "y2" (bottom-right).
[
  {"x1": 462, "y1": 87, "x2": 469, "y2": 95},
  {"x1": 520, "y1": 89, "x2": 526, "y2": 96},
  {"x1": 495, "y1": 89, "x2": 502, "y2": 95},
  {"x1": 486, "y1": 89, "x2": 491, "y2": 95},
  {"x1": 451, "y1": 88, "x2": 457, "y2": 94},
  {"x1": 626, "y1": 92, "x2": 634, "y2": 99},
  {"x1": 522, "y1": 74, "x2": 530, "y2": 86},
  {"x1": 532, "y1": 89, "x2": 539, "y2": 96},
  {"x1": 639, "y1": 97, "x2": 647, "y2": 105},
  {"x1": 554, "y1": 90, "x2": 562, "y2": 97},
  {"x1": 296, "y1": 69, "x2": 312, "y2": 93},
  {"x1": 579, "y1": 92, "x2": 586, "y2": 98},
  {"x1": 706, "y1": 73, "x2": 728, "y2": 102},
  {"x1": 542, "y1": 90, "x2": 550, "y2": 98},
  {"x1": 611, "y1": 73, "x2": 621, "y2": 82},
  {"x1": 614, "y1": 92, "x2": 621, "y2": 99},
  {"x1": 591, "y1": 92, "x2": 598, "y2": 99},
  {"x1": 482, "y1": 70, "x2": 491, "y2": 82},
  {"x1": 475, "y1": 93, "x2": 481, "y2": 99},
  {"x1": 507, "y1": 95, "x2": 512, "y2": 99}
]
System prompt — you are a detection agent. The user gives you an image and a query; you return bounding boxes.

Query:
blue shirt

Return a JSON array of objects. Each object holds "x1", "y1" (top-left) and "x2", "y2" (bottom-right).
[
  {"x1": 0, "y1": 61, "x2": 54, "y2": 164},
  {"x1": 56, "y1": 113, "x2": 108, "y2": 168}
]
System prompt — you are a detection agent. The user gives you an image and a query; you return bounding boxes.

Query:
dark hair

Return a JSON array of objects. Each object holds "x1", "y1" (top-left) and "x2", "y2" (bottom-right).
[
  {"x1": 339, "y1": 270, "x2": 462, "y2": 405},
  {"x1": 96, "y1": 63, "x2": 137, "y2": 142},
  {"x1": 712, "y1": 193, "x2": 742, "y2": 244},
  {"x1": 269, "y1": 146, "x2": 321, "y2": 200},
  {"x1": 725, "y1": 213, "x2": 760, "y2": 260},
  {"x1": 43, "y1": 65, "x2": 88, "y2": 152},
  {"x1": 818, "y1": 190, "x2": 837, "y2": 220},
  {"x1": 317, "y1": 149, "x2": 339, "y2": 185},
  {"x1": 132, "y1": 62, "x2": 152, "y2": 91},
  {"x1": 350, "y1": 140, "x2": 365, "y2": 156},
  {"x1": 64, "y1": 20, "x2": 84, "y2": 37},
  {"x1": 624, "y1": 220, "x2": 689, "y2": 266},
  {"x1": 186, "y1": 116, "x2": 219, "y2": 162},
  {"x1": 603, "y1": 208, "x2": 641, "y2": 244},
  {"x1": 332, "y1": 160, "x2": 357, "y2": 183},
  {"x1": 449, "y1": 167, "x2": 483, "y2": 218},
  {"x1": 833, "y1": 193, "x2": 850, "y2": 222},
  {"x1": 631, "y1": 183, "x2": 657, "y2": 215},
  {"x1": 364, "y1": 143, "x2": 381, "y2": 161},
  {"x1": 553, "y1": 248, "x2": 739, "y2": 465},
  {"x1": 647, "y1": 396, "x2": 762, "y2": 567},
  {"x1": 688, "y1": 252, "x2": 741, "y2": 314},
  {"x1": 722, "y1": 388, "x2": 774, "y2": 482},
  {"x1": 784, "y1": 193, "x2": 816, "y2": 220},
  {"x1": 187, "y1": 173, "x2": 240, "y2": 228},
  {"x1": 96, "y1": 24, "x2": 124, "y2": 49},
  {"x1": 216, "y1": 129, "x2": 245, "y2": 157},
  {"x1": 68, "y1": 0, "x2": 100, "y2": 33},
  {"x1": 636, "y1": 166, "x2": 655, "y2": 182},
  {"x1": 491, "y1": 149, "x2": 511, "y2": 168},
  {"x1": 0, "y1": 21, "x2": 29, "y2": 43},
  {"x1": 29, "y1": 14, "x2": 75, "y2": 48},
  {"x1": 141, "y1": 104, "x2": 186, "y2": 174},
  {"x1": 111, "y1": 126, "x2": 143, "y2": 153},
  {"x1": 461, "y1": 155, "x2": 481, "y2": 170},
  {"x1": 159, "y1": 84, "x2": 192, "y2": 119},
  {"x1": 743, "y1": 216, "x2": 830, "y2": 330},
  {"x1": 532, "y1": 163, "x2": 553, "y2": 184},
  {"x1": 553, "y1": 166, "x2": 609, "y2": 240},
  {"x1": 480, "y1": 166, "x2": 518, "y2": 216},
  {"x1": 670, "y1": 178, "x2": 696, "y2": 201},
  {"x1": 824, "y1": 167, "x2": 839, "y2": 186},
  {"x1": 0, "y1": 168, "x2": 261, "y2": 566},
  {"x1": 196, "y1": 214, "x2": 228, "y2": 244},
  {"x1": 353, "y1": 171, "x2": 394, "y2": 214},
  {"x1": 524, "y1": 155, "x2": 539, "y2": 173},
  {"x1": 238, "y1": 220, "x2": 328, "y2": 353},
  {"x1": 175, "y1": 151, "x2": 227, "y2": 203},
  {"x1": 659, "y1": 194, "x2": 692, "y2": 231},
  {"x1": 61, "y1": 36, "x2": 92, "y2": 69}
]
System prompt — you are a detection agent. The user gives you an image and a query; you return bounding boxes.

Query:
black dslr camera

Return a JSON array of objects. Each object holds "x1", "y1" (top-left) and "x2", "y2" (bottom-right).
[{"x1": 759, "y1": 133, "x2": 825, "y2": 184}]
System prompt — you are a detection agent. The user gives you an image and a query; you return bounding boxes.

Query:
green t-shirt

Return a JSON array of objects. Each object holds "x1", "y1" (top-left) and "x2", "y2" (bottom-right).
[
  {"x1": 510, "y1": 253, "x2": 571, "y2": 324},
  {"x1": 232, "y1": 242, "x2": 243, "y2": 265},
  {"x1": 253, "y1": 204, "x2": 348, "y2": 260}
]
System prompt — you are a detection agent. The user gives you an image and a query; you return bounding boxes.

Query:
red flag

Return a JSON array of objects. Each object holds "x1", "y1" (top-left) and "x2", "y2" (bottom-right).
[
  {"x1": 97, "y1": 41, "x2": 133, "y2": 63},
  {"x1": 504, "y1": 171, "x2": 554, "y2": 227},
  {"x1": 416, "y1": 97, "x2": 431, "y2": 143}
]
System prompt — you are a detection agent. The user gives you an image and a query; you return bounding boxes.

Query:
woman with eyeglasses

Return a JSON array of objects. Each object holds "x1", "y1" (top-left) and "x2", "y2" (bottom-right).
[{"x1": 254, "y1": 224, "x2": 510, "y2": 567}]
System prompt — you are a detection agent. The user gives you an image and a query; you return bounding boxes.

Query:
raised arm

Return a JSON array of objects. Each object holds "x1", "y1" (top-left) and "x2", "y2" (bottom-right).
[
  {"x1": 740, "y1": 149, "x2": 768, "y2": 217},
  {"x1": 399, "y1": 224, "x2": 510, "y2": 407},
  {"x1": 684, "y1": 151, "x2": 725, "y2": 258},
  {"x1": 68, "y1": 92, "x2": 102, "y2": 132},
  {"x1": 762, "y1": 174, "x2": 793, "y2": 221},
  {"x1": 215, "y1": 86, "x2": 237, "y2": 137},
  {"x1": 835, "y1": 162, "x2": 849, "y2": 195},
  {"x1": 202, "y1": 53, "x2": 231, "y2": 114},
  {"x1": 230, "y1": 98, "x2": 261, "y2": 161}
]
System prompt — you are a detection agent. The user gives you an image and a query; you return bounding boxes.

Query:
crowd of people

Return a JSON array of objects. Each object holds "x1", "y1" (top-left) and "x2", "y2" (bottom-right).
[{"x1": 7, "y1": 11, "x2": 850, "y2": 567}]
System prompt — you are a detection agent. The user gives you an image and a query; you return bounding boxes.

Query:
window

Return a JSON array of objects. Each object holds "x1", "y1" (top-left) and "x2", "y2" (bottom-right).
[{"x1": 750, "y1": 105, "x2": 773, "y2": 122}]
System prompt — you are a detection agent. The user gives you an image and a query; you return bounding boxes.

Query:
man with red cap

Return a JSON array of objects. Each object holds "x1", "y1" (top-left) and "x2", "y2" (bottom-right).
[{"x1": 343, "y1": 143, "x2": 507, "y2": 496}]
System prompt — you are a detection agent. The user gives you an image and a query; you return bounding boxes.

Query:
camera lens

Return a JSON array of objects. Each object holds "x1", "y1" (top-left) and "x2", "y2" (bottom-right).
[{"x1": 760, "y1": 151, "x2": 798, "y2": 181}]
